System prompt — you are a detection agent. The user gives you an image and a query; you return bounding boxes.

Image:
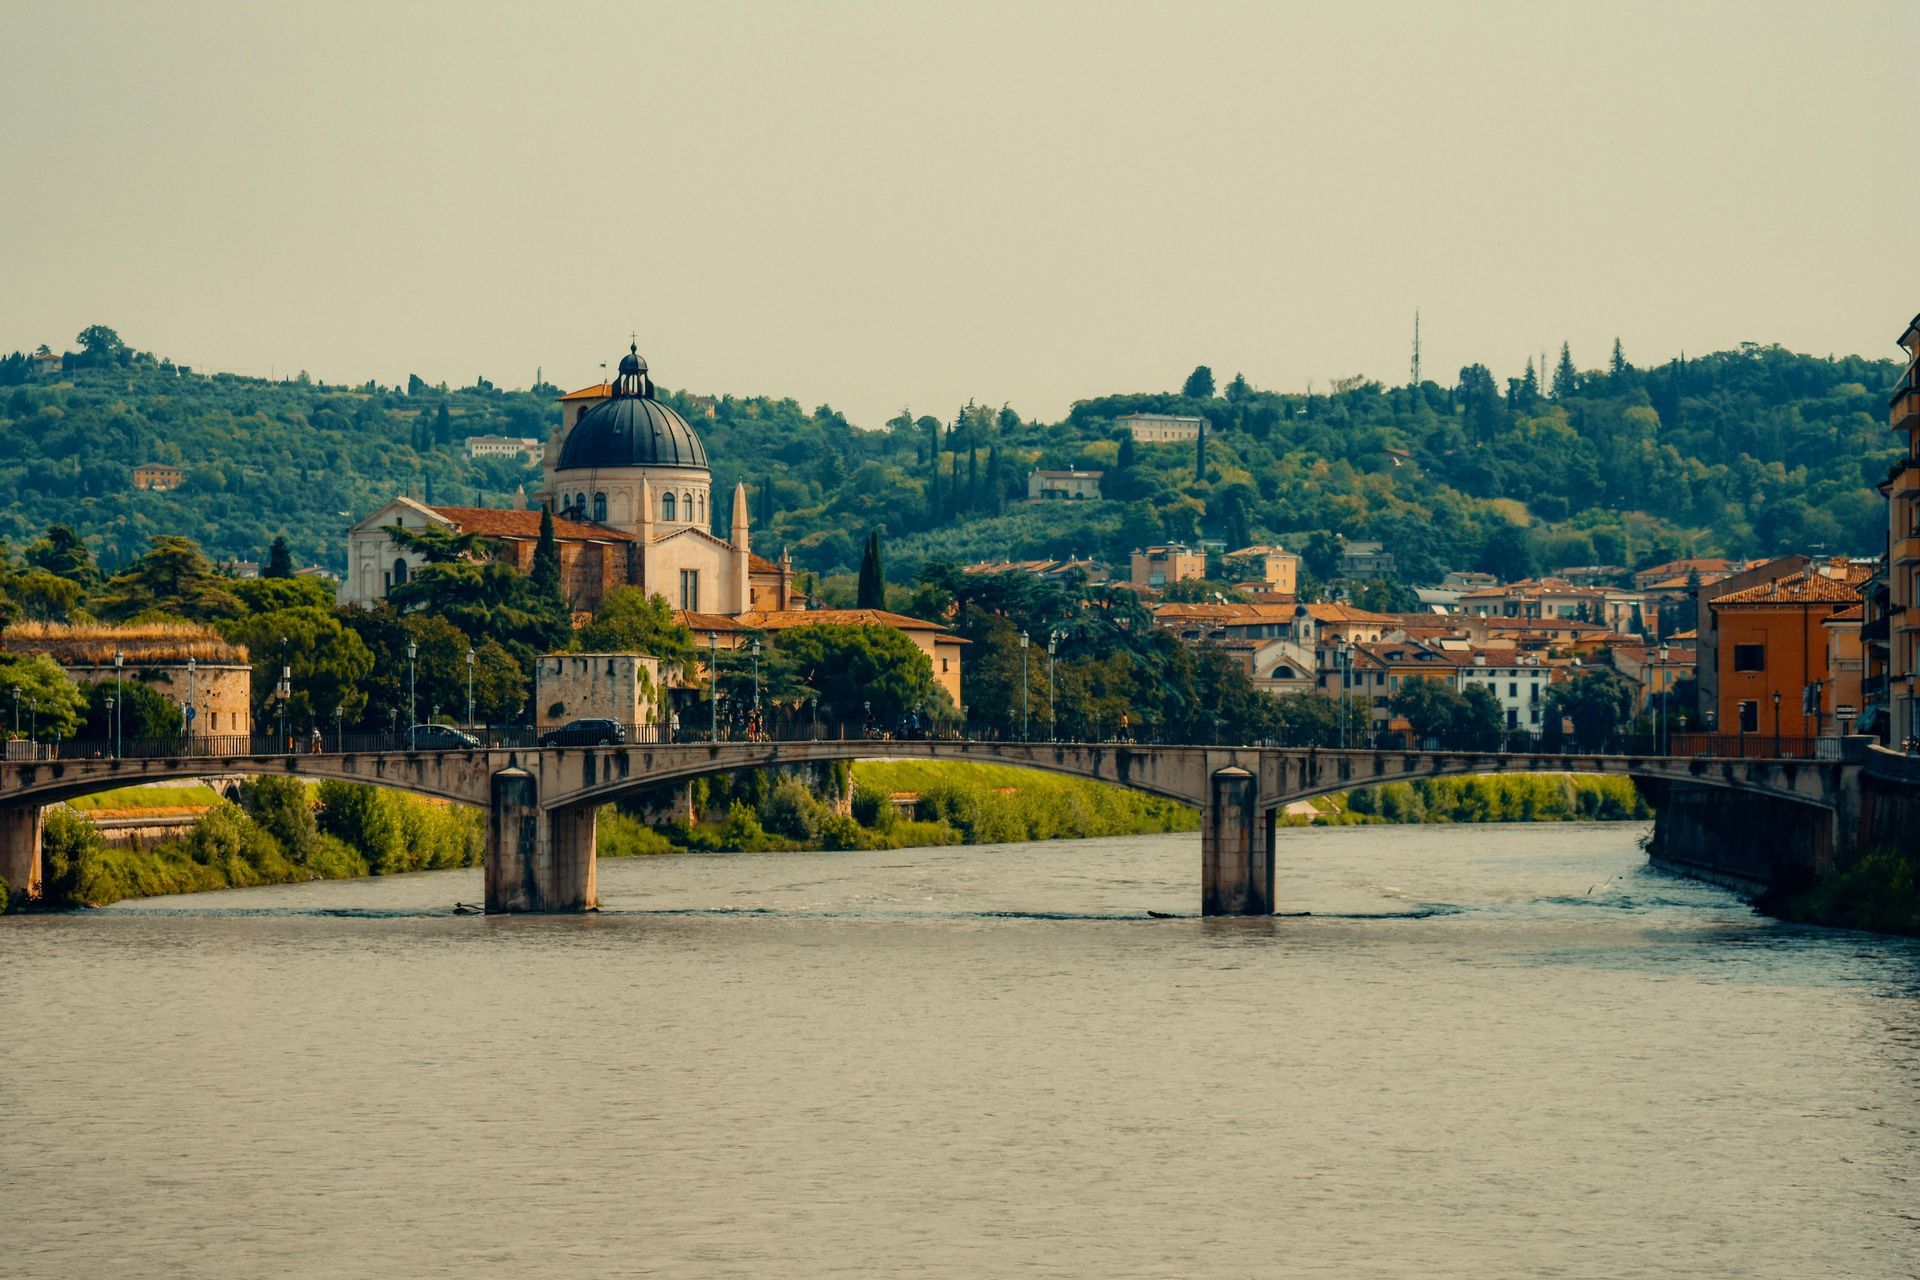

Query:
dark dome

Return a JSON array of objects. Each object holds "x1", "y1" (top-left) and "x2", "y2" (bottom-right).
[{"x1": 558, "y1": 344, "x2": 707, "y2": 472}]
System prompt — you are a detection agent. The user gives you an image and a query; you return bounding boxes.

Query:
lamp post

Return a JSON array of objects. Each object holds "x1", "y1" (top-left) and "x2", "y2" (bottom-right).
[
  {"x1": 1771, "y1": 689, "x2": 1781, "y2": 758},
  {"x1": 1655, "y1": 644, "x2": 1668, "y2": 756},
  {"x1": 334, "y1": 702, "x2": 344, "y2": 754},
  {"x1": 112, "y1": 648, "x2": 123, "y2": 757},
  {"x1": 1020, "y1": 629, "x2": 1030, "y2": 741},
  {"x1": 28, "y1": 696, "x2": 37, "y2": 747},
  {"x1": 465, "y1": 646, "x2": 476, "y2": 728},
  {"x1": 406, "y1": 639, "x2": 418, "y2": 749},
  {"x1": 8, "y1": 686, "x2": 17, "y2": 743},
  {"x1": 186, "y1": 657, "x2": 197, "y2": 751},
  {"x1": 1335, "y1": 639, "x2": 1351, "y2": 748},
  {"x1": 707, "y1": 631, "x2": 719, "y2": 742},
  {"x1": 1047, "y1": 631, "x2": 1059, "y2": 741},
  {"x1": 278, "y1": 638, "x2": 291, "y2": 754}
]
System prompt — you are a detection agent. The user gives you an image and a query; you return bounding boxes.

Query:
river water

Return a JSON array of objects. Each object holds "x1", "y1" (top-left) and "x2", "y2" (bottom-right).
[{"x1": 3, "y1": 823, "x2": 1918, "y2": 1279}]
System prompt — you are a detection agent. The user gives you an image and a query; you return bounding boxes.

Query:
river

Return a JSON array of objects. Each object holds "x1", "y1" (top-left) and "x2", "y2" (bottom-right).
[{"x1": 3, "y1": 823, "x2": 1917, "y2": 1279}]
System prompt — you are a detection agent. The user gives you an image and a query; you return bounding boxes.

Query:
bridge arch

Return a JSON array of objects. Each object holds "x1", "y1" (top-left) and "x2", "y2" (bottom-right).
[{"x1": 0, "y1": 751, "x2": 492, "y2": 811}]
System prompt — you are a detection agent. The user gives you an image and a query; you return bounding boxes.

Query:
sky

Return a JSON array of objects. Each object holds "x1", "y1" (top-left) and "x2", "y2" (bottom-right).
[{"x1": 3, "y1": 0, "x2": 1915, "y2": 427}]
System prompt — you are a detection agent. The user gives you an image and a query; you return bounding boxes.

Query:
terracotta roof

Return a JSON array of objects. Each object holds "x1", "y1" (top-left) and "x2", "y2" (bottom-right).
[
  {"x1": 678, "y1": 612, "x2": 743, "y2": 632},
  {"x1": 559, "y1": 382, "x2": 612, "y2": 402},
  {"x1": 1153, "y1": 602, "x2": 1300, "y2": 623},
  {"x1": 432, "y1": 506, "x2": 633, "y2": 542},
  {"x1": 747, "y1": 551, "x2": 782, "y2": 575},
  {"x1": 1711, "y1": 574, "x2": 1860, "y2": 606},
  {"x1": 1303, "y1": 603, "x2": 1399, "y2": 624},
  {"x1": 733, "y1": 608, "x2": 964, "y2": 638},
  {"x1": 1826, "y1": 604, "x2": 1865, "y2": 622}
]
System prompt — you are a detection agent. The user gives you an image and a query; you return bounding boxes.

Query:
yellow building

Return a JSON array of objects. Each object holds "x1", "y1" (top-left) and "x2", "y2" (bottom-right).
[
  {"x1": 1130, "y1": 545, "x2": 1206, "y2": 591},
  {"x1": 1, "y1": 622, "x2": 254, "y2": 735}
]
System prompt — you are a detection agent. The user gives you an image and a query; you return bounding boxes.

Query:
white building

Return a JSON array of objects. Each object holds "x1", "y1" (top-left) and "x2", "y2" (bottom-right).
[
  {"x1": 1027, "y1": 469, "x2": 1103, "y2": 501},
  {"x1": 1452, "y1": 650, "x2": 1549, "y2": 730},
  {"x1": 465, "y1": 434, "x2": 543, "y2": 460},
  {"x1": 1117, "y1": 412, "x2": 1202, "y2": 444}
]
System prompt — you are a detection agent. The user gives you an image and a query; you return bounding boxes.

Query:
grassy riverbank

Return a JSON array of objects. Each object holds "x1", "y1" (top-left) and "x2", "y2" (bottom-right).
[{"x1": 1306, "y1": 774, "x2": 1650, "y2": 825}]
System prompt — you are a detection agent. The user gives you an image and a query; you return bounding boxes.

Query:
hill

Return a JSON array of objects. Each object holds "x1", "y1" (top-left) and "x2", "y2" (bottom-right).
[{"x1": 1, "y1": 331, "x2": 1903, "y2": 585}]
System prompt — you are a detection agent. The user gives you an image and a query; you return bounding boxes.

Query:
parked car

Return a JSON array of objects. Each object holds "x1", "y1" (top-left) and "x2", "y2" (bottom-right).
[
  {"x1": 408, "y1": 723, "x2": 481, "y2": 750},
  {"x1": 539, "y1": 718, "x2": 627, "y2": 747}
]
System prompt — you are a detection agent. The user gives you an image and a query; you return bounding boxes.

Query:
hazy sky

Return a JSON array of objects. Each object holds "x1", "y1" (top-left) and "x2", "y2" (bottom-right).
[{"x1": 4, "y1": 1, "x2": 1915, "y2": 426}]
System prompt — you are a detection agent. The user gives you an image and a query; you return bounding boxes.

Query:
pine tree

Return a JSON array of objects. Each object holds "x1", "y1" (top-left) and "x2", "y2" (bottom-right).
[
  {"x1": 1520, "y1": 357, "x2": 1539, "y2": 407},
  {"x1": 531, "y1": 505, "x2": 561, "y2": 602},
  {"x1": 967, "y1": 443, "x2": 978, "y2": 513},
  {"x1": 987, "y1": 444, "x2": 1005, "y2": 515},
  {"x1": 856, "y1": 531, "x2": 885, "y2": 609},
  {"x1": 264, "y1": 536, "x2": 293, "y2": 578},
  {"x1": 1551, "y1": 342, "x2": 1578, "y2": 400}
]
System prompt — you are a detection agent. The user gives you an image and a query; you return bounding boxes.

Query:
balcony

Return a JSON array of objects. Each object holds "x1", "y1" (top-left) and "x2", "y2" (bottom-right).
[{"x1": 1893, "y1": 387, "x2": 1920, "y2": 432}]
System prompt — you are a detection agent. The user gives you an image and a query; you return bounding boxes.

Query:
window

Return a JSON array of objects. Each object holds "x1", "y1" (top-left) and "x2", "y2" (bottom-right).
[
  {"x1": 573, "y1": 492, "x2": 586, "y2": 515},
  {"x1": 1737, "y1": 700, "x2": 1759, "y2": 733},
  {"x1": 1509, "y1": 681, "x2": 1518, "y2": 697},
  {"x1": 592, "y1": 492, "x2": 607, "y2": 522},
  {"x1": 683, "y1": 492, "x2": 693, "y2": 521},
  {"x1": 679, "y1": 568, "x2": 699, "y2": 611},
  {"x1": 662, "y1": 491, "x2": 676, "y2": 521},
  {"x1": 1733, "y1": 644, "x2": 1765, "y2": 673},
  {"x1": 392, "y1": 557, "x2": 409, "y2": 586}
]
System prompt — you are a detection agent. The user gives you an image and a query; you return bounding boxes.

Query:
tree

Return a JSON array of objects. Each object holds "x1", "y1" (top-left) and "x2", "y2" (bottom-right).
[
  {"x1": 24, "y1": 525, "x2": 102, "y2": 589},
  {"x1": 1551, "y1": 342, "x2": 1579, "y2": 400},
  {"x1": 1302, "y1": 531, "x2": 1345, "y2": 582},
  {"x1": 95, "y1": 536, "x2": 243, "y2": 622},
  {"x1": 856, "y1": 531, "x2": 886, "y2": 609},
  {"x1": 220, "y1": 605, "x2": 376, "y2": 728},
  {"x1": 81, "y1": 679, "x2": 184, "y2": 742},
  {"x1": 381, "y1": 523, "x2": 498, "y2": 565},
  {"x1": 231, "y1": 575, "x2": 336, "y2": 615},
  {"x1": 1458, "y1": 363, "x2": 1503, "y2": 442},
  {"x1": 1544, "y1": 668, "x2": 1635, "y2": 750},
  {"x1": 0, "y1": 654, "x2": 87, "y2": 740},
  {"x1": 75, "y1": 324, "x2": 127, "y2": 364},
  {"x1": 434, "y1": 402, "x2": 453, "y2": 446},
  {"x1": 386, "y1": 559, "x2": 569, "y2": 666},
  {"x1": 1477, "y1": 521, "x2": 1537, "y2": 583},
  {"x1": 575, "y1": 587, "x2": 697, "y2": 676},
  {"x1": 531, "y1": 506, "x2": 561, "y2": 601},
  {"x1": 468, "y1": 639, "x2": 529, "y2": 723},
  {"x1": 1182, "y1": 365, "x2": 1216, "y2": 399},
  {"x1": 264, "y1": 535, "x2": 294, "y2": 578},
  {"x1": 771, "y1": 624, "x2": 949, "y2": 724},
  {"x1": 1225, "y1": 372, "x2": 1251, "y2": 403}
]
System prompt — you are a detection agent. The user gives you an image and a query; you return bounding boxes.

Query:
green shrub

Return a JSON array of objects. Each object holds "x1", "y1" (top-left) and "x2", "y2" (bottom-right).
[
  {"x1": 598, "y1": 807, "x2": 677, "y2": 857},
  {"x1": 760, "y1": 778, "x2": 825, "y2": 841},
  {"x1": 239, "y1": 775, "x2": 319, "y2": 864}
]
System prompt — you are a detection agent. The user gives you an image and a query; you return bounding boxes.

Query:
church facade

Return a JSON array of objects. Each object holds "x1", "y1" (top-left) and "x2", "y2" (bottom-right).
[{"x1": 341, "y1": 345, "x2": 798, "y2": 616}]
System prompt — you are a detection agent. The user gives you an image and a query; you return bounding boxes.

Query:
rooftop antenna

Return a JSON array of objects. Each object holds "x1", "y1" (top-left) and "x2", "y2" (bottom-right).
[{"x1": 1410, "y1": 309, "x2": 1421, "y2": 386}]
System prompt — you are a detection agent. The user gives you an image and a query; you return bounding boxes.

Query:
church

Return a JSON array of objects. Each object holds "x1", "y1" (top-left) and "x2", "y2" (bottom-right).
[{"x1": 341, "y1": 344, "x2": 799, "y2": 615}]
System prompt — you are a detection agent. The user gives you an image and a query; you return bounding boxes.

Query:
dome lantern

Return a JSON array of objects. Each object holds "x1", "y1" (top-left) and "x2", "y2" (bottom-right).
[{"x1": 557, "y1": 342, "x2": 708, "y2": 472}]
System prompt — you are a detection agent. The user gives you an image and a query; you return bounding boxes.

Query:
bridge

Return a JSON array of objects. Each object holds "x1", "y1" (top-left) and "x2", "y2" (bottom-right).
[{"x1": 4, "y1": 734, "x2": 1903, "y2": 915}]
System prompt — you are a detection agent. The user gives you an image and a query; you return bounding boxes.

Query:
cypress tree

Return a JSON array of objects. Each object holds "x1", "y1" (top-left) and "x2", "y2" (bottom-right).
[
  {"x1": 1195, "y1": 415, "x2": 1207, "y2": 480},
  {"x1": 967, "y1": 442, "x2": 978, "y2": 513},
  {"x1": 264, "y1": 536, "x2": 293, "y2": 578},
  {"x1": 856, "y1": 531, "x2": 885, "y2": 609},
  {"x1": 928, "y1": 418, "x2": 943, "y2": 524},
  {"x1": 531, "y1": 504, "x2": 561, "y2": 600},
  {"x1": 987, "y1": 444, "x2": 1005, "y2": 515},
  {"x1": 434, "y1": 402, "x2": 453, "y2": 446}
]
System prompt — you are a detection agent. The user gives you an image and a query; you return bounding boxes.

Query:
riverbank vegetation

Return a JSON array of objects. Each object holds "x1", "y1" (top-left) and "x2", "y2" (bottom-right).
[
  {"x1": 1765, "y1": 848, "x2": 1920, "y2": 937},
  {"x1": 24, "y1": 777, "x2": 480, "y2": 910},
  {"x1": 1310, "y1": 774, "x2": 1650, "y2": 825}
]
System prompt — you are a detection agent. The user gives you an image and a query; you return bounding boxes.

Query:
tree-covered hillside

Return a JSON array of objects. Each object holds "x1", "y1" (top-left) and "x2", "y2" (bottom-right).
[{"x1": 1, "y1": 328, "x2": 1902, "y2": 583}]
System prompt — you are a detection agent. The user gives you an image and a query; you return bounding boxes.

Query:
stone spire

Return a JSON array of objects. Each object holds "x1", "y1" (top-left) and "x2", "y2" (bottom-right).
[
  {"x1": 730, "y1": 482, "x2": 750, "y2": 554},
  {"x1": 638, "y1": 476, "x2": 655, "y2": 543}
]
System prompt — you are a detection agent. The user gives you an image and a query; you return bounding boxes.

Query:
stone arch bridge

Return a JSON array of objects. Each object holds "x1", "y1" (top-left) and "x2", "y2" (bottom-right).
[{"x1": 0, "y1": 739, "x2": 1880, "y2": 916}]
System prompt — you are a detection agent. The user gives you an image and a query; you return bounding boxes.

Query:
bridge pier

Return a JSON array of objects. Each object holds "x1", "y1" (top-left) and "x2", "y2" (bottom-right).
[
  {"x1": 1202, "y1": 767, "x2": 1274, "y2": 916},
  {"x1": 0, "y1": 803, "x2": 43, "y2": 904},
  {"x1": 483, "y1": 767, "x2": 597, "y2": 913}
]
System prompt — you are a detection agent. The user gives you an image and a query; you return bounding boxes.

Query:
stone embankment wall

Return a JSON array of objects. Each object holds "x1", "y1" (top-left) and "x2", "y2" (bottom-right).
[{"x1": 1639, "y1": 778, "x2": 1837, "y2": 895}]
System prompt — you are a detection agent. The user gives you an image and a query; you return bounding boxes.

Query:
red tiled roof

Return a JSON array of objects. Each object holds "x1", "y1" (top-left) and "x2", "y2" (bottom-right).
[
  {"x1": 432, "y1": 506, "x2": 632, "y2": 542},
  {"x1": 735, "y1": 608, "x2": 962, "y2": 637},
  {"x1": 559, "y1": 382, "x2": 611, "y2": 402},
  {"x1": 1711, "y1": 574, "x2": 1860, "y2": 606}
]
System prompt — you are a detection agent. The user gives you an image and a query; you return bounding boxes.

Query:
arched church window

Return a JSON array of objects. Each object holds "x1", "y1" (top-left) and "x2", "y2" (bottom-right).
[
  {"x1": 696, "y1": 493, "x2": 705, "y2": 522},
  {"x1": 393, "y1": 557, "x2": 409, "y2": 586},
  {"x1": 662, "y1": 491, "x2": 676, "y2": 521},
  {"x1": 573, "y1": 492, "x2": 586, "y2": 517},
  {"x1": 682, "y1": 492, "x2": 693, "y2": 523},
  {"x1": 592, "y1": 492, "x2": 607, "y2": 522}
]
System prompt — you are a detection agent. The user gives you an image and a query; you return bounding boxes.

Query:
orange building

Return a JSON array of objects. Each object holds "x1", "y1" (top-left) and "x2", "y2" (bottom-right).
[{"x1": 1709, "y1": 571, "x2": 1861, "y2": 742}]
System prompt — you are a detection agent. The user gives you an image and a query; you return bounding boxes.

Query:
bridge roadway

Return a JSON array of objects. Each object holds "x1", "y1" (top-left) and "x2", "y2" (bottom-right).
[{"x1": 0, "y1": 738, "x2": 1876, "y2": 915}]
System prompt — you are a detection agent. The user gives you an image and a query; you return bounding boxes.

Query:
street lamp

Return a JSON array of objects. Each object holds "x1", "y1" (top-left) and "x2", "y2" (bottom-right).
[
  {"x1": 8, "y1": 686, "x2": 17, "y2": 743},
  {"x1": 1335, "y1": 639, "x2": 1351, "y2": 748},
  {"x1": 28, "y1": 695, "x2": 37, "y2": 746},
  {"x1": 751, "y1": 638, "x2": 762, "y2": 732},
  {"x1": 186, "y1": 657, "x2": 196, "y2": 751},
  {"x1": 278, "y1": 637, "x2": 290, "y2": 754},
  {"x1": 105, "y1": 694, "x2": 116, "y2": 757},
  {"x1": 406, "y1": 638, "x2": 418, "y2": 749},
  {"x1": 707, "y1": 631, "x2": 719, "y2": 743},
  {"x1": 334, "y1": 701, "x2": 344, "y2": 753},
  {"x1": 1655, "y1": 644, "x2": 1669, "y2": 756},
  {"x1": 112, "y1": 647, "x2": 123, "y2": 757},
  {"x1": 465, "y1": 646, "x2": 476, "y2": 728},
  {"x1": 1047, "y1": 631, "x2": 1059, "y2": 741},
  {"x1": 1771, "y1": 688, "x2": 1782, "y2": 758},
  {"x1": 1020, "y1": 629, "x2": 1030, "y2": 741}
]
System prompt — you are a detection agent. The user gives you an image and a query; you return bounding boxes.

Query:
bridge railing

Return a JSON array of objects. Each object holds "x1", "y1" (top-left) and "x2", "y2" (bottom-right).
[{"x1": 4, "y1": 725, "x2": 1849, "y2": 763}]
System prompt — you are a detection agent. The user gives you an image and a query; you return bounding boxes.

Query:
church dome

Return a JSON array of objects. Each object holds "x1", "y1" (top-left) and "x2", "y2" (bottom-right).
[{"x1": 557, "y1": 344, "x2": 708, "y2": 471}]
